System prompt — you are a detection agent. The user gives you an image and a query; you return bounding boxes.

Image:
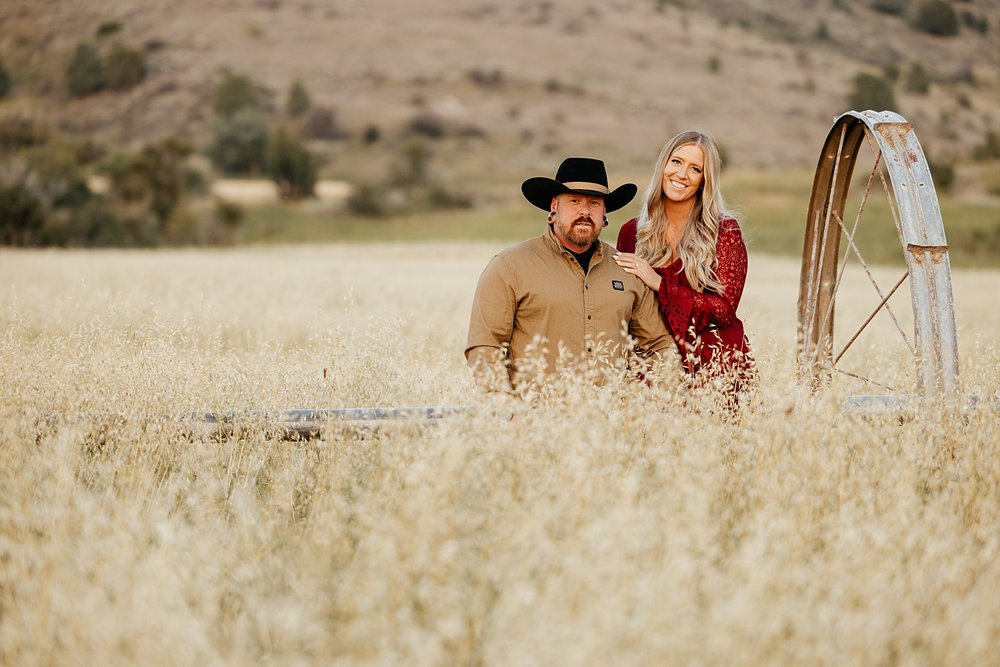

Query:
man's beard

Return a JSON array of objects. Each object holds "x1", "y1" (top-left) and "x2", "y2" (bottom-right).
[{"x1": 563, "y1": 217, "x2": 598, "y2": 247}]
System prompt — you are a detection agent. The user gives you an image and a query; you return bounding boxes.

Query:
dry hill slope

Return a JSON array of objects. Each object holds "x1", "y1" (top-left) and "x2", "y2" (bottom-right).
[{"x1": 1, "y1": 0, "x2": 997, "y2": 182}]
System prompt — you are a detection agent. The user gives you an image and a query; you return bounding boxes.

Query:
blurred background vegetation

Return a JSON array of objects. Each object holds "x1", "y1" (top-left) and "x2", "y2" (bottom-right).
[{"x1": 0, "y1": 0, "x2": 998, "y2": 265}]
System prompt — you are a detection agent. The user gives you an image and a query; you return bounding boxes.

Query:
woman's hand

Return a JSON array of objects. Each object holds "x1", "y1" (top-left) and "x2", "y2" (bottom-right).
[{"x1": 613, "y1": 252, "x2": 662, "y2": 292}]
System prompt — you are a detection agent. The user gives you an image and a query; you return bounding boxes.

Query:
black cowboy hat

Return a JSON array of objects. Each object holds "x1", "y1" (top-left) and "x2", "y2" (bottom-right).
[{"x1": 521, "y1": 157, "x2": 637, "y2": 213}]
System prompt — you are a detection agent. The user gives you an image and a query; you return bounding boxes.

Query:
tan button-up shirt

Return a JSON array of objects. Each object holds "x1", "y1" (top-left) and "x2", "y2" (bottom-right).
[{"x1": 465, "y1": 226, "x2": 675, "y2": 388}]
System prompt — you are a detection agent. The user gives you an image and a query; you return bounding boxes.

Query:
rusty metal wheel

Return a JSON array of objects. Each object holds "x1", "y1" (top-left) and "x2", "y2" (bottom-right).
[{"x1": 797, "y1": 110, "x2": 960, "y2": 404}]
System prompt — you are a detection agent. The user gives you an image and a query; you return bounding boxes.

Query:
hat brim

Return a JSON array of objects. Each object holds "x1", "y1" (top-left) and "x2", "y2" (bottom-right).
[{"x1": 521, "y1": 177, "x2": 637, "y2": 214}]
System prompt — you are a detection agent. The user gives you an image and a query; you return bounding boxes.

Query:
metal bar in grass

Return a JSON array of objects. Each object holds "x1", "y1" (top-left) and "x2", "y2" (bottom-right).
[
  {"x1": 44, "y1": 406, "x2": 473, "y2": 440},
  {"x1": 834, "y1": 368, "x2": 898, "y2": 393}
]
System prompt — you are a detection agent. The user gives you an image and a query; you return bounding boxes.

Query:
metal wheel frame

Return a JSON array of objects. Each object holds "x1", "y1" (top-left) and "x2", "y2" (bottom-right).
[{"x1": 797, "y1": 110, "x2": 960, "y2": 400}]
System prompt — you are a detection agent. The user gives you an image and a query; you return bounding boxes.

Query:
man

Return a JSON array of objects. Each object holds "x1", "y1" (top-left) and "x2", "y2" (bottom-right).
[{"x1": 465, "y1": 157, "x2": 675, "y2": 390}]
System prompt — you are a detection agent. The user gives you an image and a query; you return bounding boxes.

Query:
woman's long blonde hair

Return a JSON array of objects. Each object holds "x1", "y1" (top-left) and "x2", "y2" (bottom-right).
[{"x1": 635, "y1": 130, "x2": 731, "y2": 294}]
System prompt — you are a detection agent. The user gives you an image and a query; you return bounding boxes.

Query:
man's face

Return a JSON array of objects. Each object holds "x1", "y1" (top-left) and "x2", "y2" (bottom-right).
[{"x1": 550, "y1": 193, "x2": 606, "y2": 252}]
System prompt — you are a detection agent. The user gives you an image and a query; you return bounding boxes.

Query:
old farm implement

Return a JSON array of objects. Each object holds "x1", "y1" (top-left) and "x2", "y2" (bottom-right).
[{"x1": 797, "y1": 110, "x2": 979, "y2": 412}]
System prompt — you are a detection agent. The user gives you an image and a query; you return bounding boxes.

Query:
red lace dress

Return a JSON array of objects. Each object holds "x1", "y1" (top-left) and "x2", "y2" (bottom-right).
[{"x1": 617, "y1": 217, "x2": 755, "y2": 388}]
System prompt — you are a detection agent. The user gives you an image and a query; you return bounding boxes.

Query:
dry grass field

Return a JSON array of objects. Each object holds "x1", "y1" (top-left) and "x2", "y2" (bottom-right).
[{"x1": 2, "y1": 243, "x2": 999, "y2": 665}]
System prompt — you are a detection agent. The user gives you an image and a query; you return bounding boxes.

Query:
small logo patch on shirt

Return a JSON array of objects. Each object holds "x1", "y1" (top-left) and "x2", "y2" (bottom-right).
[{"x1": 611, "y1": 280, "x2": 624, "y2": 291}]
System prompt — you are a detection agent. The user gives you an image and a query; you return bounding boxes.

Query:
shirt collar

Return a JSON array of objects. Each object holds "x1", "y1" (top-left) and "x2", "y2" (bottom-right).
[{"x1": 544, "y1": 224, "x2": 604, "y2": 260}]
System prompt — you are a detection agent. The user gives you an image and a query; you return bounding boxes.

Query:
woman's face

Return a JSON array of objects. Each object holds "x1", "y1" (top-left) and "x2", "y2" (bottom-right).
[{"x1": 661, "y1": 144, "x2": 705, "y2": 203}]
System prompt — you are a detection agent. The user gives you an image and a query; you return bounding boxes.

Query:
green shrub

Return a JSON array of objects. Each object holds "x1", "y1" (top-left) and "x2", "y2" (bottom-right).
[
  {"x1": 0, "y1": 56, "x2": 10, "y2": 98},
  {"x1": 213, "y1": 71, "x2": 261, "y2": 118},
  {"x1": 286, "y1": 79, "x2": 310, "y2": 118},
  {"x1": 212, "y1": 199, "x2": 244, "y2": 245},
  {"x1": 0, "y1": 114, "x2": 48, "y2": 150},
  {"x1": 346, "y1": 183, "x2": 386, "y2": 217},
  {"x1": 904, "y1": 61, "x2": 931, "y2": 94},
  {"x1": 43, "y1": 199, "x2": 120, "y2": 247},
  {"x1": 391, "y1": 142, "x2": 430, "y2": 187},
  {"x1": 0, "y1": 184, "x2": 45, "y2": 246},
  {"x1": 427, "y1": 186, "x2": 473, "y2": 210},
  {"x1": 407, "y1": 114, "x2": 446, "y2": 139},
  {"x1": 209, "y1": 108, "x2": 269, "y2": 174},
  {"x1": 95, "y1": 21, "x2": 122, "y2": 37},
  {"x1": 265, "y1": 126, "x2": 317, "y2": 199},
  {"x1": 107, "y1": 136, "x2": 191, "y2": 224},
  {"x1": 467, "y1": 69, "x2": 503, "y2": 87},
  {"x1": 24, "y1": 144, "x2": 91, "y2": 209},
  {"x1": 66, "y1": 43, "x2": 107, "y2": 97},
  {"x1": 363, "y1": 124, "x2": 381, "y2": 144},
  {"x1": 960, "y1": 10, "x2": 988, "y2": 34},
  {"x1": 870, "y1": 0, "x2": 907, "y2": 15},
  {"x1": 302, "y1": 106, "x2": 343, "y2": 140},
  {"x1": 926, "y1": 157, "x2": 955, "y2": 192},
  {"x1": 215, "y1": 199, "x2": 245, "y2": 229},
  {"x1": 706, "y1": 56, "x2": 721, "y2": 73},
  {"x1": 972, "y1": 131, "x2": 1000, "y2": 161},
  {"x1": 848, "y1": 72, "x2": 897, "y2": 111},
  {"x1": 106, "y1": 44, "x2": 146, "y2": 91},
  {"x1": 912, "y1": 0, "x2": 959, "y2": 36},
  {"x1": 183, "y1": 165, "x2": 209, "y2": 196}
]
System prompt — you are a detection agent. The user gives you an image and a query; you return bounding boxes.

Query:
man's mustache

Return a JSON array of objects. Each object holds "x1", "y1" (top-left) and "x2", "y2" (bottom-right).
[{"x1": 573, "y1": 216, "x2": 594, "y2": 224}]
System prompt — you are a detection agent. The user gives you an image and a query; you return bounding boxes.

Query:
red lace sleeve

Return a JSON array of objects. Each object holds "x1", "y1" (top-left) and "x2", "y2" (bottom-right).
[
  {"x1": 616, "y1": 218, "x2": 638, "y2": 253},
  {"x1": 655, "y1": 218, "x2": 748, "y2": 336}
]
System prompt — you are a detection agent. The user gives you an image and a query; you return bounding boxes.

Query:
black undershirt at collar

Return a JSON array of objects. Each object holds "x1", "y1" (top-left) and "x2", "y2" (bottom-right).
[
  {"x1": 568, "y1": 243, "x2": 597, "y2": 274},
  {"x1": 550, "y1": 223, "x2": 598, "y2": 273}
]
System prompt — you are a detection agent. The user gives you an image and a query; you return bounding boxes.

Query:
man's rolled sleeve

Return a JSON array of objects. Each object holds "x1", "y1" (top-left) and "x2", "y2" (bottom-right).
[
  {"x1": 629, "y1": 285, "x2": 677, "y2": 368},
  {"x1": 465, "y1": 255, "x2": 517, "y2": 389}
]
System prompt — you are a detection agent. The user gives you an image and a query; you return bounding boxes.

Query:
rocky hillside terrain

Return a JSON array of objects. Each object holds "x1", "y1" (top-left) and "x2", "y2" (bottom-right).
[{"x1": 2, "y1": 0, "x2": 998, "y2": 189}]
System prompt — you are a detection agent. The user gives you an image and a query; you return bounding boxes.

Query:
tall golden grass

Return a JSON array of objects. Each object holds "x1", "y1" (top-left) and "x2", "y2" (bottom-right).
[{"x1": 1, "y1": 243, "x2": 998, "y2": 665}]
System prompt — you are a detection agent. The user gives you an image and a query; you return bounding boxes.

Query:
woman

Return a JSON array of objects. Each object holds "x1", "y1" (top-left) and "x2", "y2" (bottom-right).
[{"x1": 614, "y1": 130, "x2": 755, "y2": 394}]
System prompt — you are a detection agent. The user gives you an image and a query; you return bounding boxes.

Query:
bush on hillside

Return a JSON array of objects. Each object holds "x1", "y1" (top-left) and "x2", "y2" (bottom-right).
[
  {"x1": 848, "y1": 72, "x2": 897, "y2": 111},
  {"x1": 391, "y1": 142, "x2": 430, "y2": 187},
  {"x1": 346, "y1": 183, "x2": 386, "y2": 217},
  {"x1": 66, "y1": 43, "x2": 107, "y2": 97},
  {"x1": 912, "y1": 0, "x2": 959, "y2": 36},
  {"x1": 106, "y1": 43, "x2": 146, "y2": 91},
  {"x1": 213, "y1": 71, "x2": 261, "y2": 118},
  {"x1": 209, "y1": 108, "x2": 269, "y2": 174},
  {"x1": 0, "y1": 184, "x2": 45, "y2": 246},
  {"x1": 265, "y1": 126, "x2": 317, "y2": 199},
  {"x1": 215, "y1": 199, "x2": 245, "y2": 233},
  {"x1": 0, "y1": 56, "x2": 11, "y2": 98},
  {"x1": 973, "y1": 131, "x2": 1000, "y2": 161},
  {"x1": 286, "y1": 79, "x2": 310, "y2": 118},
  {"x1": 107, "y1": 135, "x2": 192, "y2": 224},
  {"x1": 363, "y1": 124, "x2": 380, "y2": 144},
  {"x1": 0, "y1": 114, "x2": 48, "y2": 151},
  {"x1": 960, "y1": 10, "x2": 988, "y2": 34},
  {"x1": 926, "y1": 157, "x2": 955, "y2": 193},
  {"x1": 23, "y1": 143, "x2": 92, "y2": 210},
  {"x1": 302, "y1": 106, "x2": 344, "y2": 140},
  {"x1": 904, "y1": 61, "x2": 931, "y2": 94},
  {"x1": 95, "y1": 21, "x2": 122, "y2": 37},
  {"x1": 870, "y1": 0, "x2": 908, "y2": 15},
  {"x1": 407, "y1": 113, "x2": 446, "y2": 139}
]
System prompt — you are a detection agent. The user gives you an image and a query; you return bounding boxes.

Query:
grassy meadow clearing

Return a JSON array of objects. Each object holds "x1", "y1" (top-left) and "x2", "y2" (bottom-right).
[{"x1": 2, "y1": 241, "x2": 999, "y2": 666}]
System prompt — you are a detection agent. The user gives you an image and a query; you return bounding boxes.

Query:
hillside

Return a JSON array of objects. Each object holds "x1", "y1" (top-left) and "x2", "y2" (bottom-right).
[{"x1": 1, "y1": 0, "x2": 998, "y2": 193}]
